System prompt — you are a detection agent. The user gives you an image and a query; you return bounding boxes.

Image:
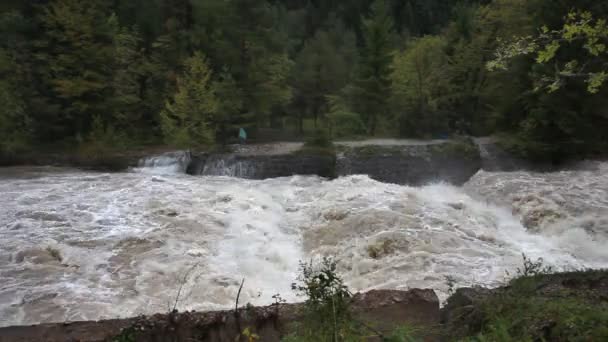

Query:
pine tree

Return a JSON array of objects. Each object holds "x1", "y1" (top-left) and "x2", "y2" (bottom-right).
[
  {"x1": 214, "y1": 69, "x2": 246, "y2": 144},
  {"x1": 0, "y1": 49, "x2": 29, "y2": 153},
  {"x1": 111, "y1": 25, "x2": 146, "y2": 133},
  {"x1": 160, "y1": 52, "x2": 218, "y2": 148},
  {"x1": 352, "y1": 0, "x2": 395, "y2": 135},
  {"x1": 35, "y1": 0, "x2": 116, "y2": 139},
  {"x1": 291, "y1": 25, "x2": 357, "y2": 132},
  {"x1": 192, "y1": 0, "x2": 293, "y2": 128}
]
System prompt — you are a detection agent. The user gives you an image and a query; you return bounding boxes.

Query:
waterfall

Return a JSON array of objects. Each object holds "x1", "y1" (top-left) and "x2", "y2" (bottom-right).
[
  {"x1": 135, "y1": 151, "x2": 191, "y2": 174},
  {"x1": 473, "y1": 137, "x2": 532, "y2": 171},
  {"x1": 199, "y1": 155, "x2": 256, "y2": 178}
]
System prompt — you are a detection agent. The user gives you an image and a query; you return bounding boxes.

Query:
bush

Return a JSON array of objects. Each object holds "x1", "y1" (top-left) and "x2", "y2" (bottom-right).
[
  {"x1": 452, "y1": 256, "x2": 608, "y2": 341},
  {"x1": 328, "y1": 111, "x2": 366, "y2": 139},
  {"x1": 287, "y1": 258, "x2": 356, "y2": 342},
  {"x1": 304, "y1": 129, "x2": 333, "y2": 149},
  {"x1": 78, "y1": 117, "x2": 127, "y2": 155},
  {"x1": 286, "y1": 257, "x2": 424, "y2": 341}
]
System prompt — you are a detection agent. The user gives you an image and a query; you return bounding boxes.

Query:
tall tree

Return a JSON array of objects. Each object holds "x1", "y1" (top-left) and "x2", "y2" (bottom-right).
[
  {"x1": 0, "y1": 49, "x2": 28, "y2": 153},
  {"x1": 111, "y1": 26, "x2": 146, "y2": 134},
  {"x1": 35, "y1": 0, "x2": 115, "y2": 139},
  {"x1": 391, "y1": 36, "x2": 450, "y2": 137},
  {"x1": 160, "y1": 52, "x2": 218, "y2": 148},
  {"x1": 351, "y1": 0, "x2": 394, "y2": 135},
  {"x1": 290, "y1": 24, "x2": 357, "y2": 132},
  {"x1": 192, "y1": 0, "x2": 293, "y2": 129}
]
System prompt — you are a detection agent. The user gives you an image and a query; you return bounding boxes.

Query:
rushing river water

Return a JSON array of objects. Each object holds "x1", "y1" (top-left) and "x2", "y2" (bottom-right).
[{"x1": 0, "y1": 162, "x2": 607, "y2": 327}]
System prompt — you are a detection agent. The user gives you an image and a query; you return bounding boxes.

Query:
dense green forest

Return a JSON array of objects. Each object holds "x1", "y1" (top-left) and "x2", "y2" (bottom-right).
[{"x1": 1, "y1": 0, "x2": 607, "y2": 161}]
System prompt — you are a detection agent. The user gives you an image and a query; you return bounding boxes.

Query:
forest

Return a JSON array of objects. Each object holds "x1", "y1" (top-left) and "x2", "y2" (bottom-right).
[{"x1": 1, "y1": 0, "x2": 607, "y2": 161}]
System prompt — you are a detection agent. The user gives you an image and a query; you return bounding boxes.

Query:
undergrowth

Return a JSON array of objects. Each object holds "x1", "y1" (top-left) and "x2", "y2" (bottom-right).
[
  {"x1": 284, "y1": 257, "x2": 423, "y2": 342},
  {"x1": 459, "y1": 255, "x2": 608, "y2": 341}
]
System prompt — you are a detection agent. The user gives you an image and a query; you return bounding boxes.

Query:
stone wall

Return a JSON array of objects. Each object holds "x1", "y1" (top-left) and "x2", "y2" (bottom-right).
[
  {"x1": 187, "y1": 152, "x2": 336, "y2": 179},
  {"x1": 185, "y1": 140, "x2": 483, "y2": 185},
  {"x1": 3, "y1": 138, "x2": 563, "y2": 186},
  {"x1": 474, "y1": 137, "x2": 553, "y2": 172},
  {"x1": 336, "y1": 140, "x2": 482, "y2": 186}
]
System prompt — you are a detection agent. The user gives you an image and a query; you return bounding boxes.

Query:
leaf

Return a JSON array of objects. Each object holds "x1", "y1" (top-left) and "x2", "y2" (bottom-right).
[
  {"x1": 536, "y1": 41, "x2": 560, "y2": 63},
  {"x1": 587, "y1": 72, "x2": 607, "y2": 94}
]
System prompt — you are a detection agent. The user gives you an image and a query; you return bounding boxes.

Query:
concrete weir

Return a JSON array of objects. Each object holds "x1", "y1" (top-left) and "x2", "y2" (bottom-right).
[{"x1": 151, "y1": 138, "x2": 486, "y2": 186}]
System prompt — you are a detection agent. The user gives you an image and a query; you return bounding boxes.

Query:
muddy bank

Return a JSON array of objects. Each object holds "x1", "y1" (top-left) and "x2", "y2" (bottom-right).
[
  {"x1": 3, "y1": 270, "x2": 607, "y2": 341},
  {"x1": 0, "y1": 289, "x2": 439, "y2": 342}
]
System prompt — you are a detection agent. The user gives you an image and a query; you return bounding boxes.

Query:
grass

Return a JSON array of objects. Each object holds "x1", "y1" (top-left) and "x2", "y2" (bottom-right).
[{"x1": 452, "y1": 264, "x2": 608, "y2": 341}]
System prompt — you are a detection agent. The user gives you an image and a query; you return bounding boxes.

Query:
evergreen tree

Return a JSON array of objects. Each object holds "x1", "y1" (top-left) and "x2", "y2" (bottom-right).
[
  {"x1": 160, "y1": 52, "x2": 218, "y2": 148},
  {"x1": 35, "y1": 0, "x2": 115, "y2": 139},
  {"x1": 352, "y1": 0, "x2": 394, "y2": 135},
  {"x1": 0, "y1": 49, "x2": 28, "y2": 153},
  {"x1": 111, "y1": 26, "x2": 146, "y2": 134},
  {"x1": 291, "y1": 25, "x2": 357, "y2": 132},
  {"x1": 214, "y1": 69, "x2": 246, "y2": 144}
]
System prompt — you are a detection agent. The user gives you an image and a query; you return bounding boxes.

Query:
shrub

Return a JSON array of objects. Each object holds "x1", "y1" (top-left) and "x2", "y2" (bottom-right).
[
  {"x1": 287, "y1": 258, "x2": 356, "y2": 341},
  {"x1": 304, "y1": 129, "x2": 333, "y2": 149}
]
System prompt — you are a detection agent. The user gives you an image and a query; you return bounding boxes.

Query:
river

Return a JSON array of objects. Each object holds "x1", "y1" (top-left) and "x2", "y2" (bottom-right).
[{"x1": 0, "y1": 161, "x2": 607, "y2": 327}]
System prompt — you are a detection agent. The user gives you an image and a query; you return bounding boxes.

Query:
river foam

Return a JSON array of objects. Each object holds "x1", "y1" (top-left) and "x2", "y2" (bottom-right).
[{"x1": 0, "y1": 164, "x2": 607, "y2": 326}]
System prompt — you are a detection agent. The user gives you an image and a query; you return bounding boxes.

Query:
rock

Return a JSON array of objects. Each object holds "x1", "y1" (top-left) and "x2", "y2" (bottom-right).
[
  {"x1": 366, "y1": 239, "x2": 395, "y2": 259},
  {"x1": 14, "y1": 248, "x2": 62, "y2": 265},
  {"x1": 323, "y1": 209, "x2": 348, "y2": 221},
  {"x1": 440, "y1": 287, "x2": 493, "y2": 339},
  {"x1": 155, "y1": 209, "x2": 179, "y2": 217},
  {"x1": 336, "y1": 140, "x2": 481, "y2": 186},
  {"x1": 351, "y1": 289, "x2": 440, "y2": 338},
  {"x1": 448, "y1": 202, "x2": 465, "y2": 210}
]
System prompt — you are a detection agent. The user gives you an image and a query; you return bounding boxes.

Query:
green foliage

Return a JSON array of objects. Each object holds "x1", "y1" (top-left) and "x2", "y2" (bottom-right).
[
  {"x1": 287, "y1": 258, "x2": 360, "y2": 342},
  {"x1": 286, "y1": 258, "x2": 426, "y2": 341},
  {"x1": 326, "y1": 95, "x2": 366, "y2": 138},
  {"x1": 0, "y1": 0, "x2": 606, "y2": 161},
  {"x1": 351, "y1": 0, "x2": 395, "y2": 136},
  {"x1": 111, "y1": 26, "x2": 146, "y2": 131},
  {"x1": 385, "y1": 325, "x2": 422, "y2": 342},
  {"x1": 489, "y1": 9, "x2": 608, "y2": 94},
  {"x1": 451, "y1": 257, "x2": 608, "y2": 341},
  {"x1": 391, "y1": 35, "x2": 449, "y2": 137},
  {"x1": 471, "y1": 289, "x2": 608, "y2": 341},
  {"x1": 291, "y1": 25, "x2": 357, "y2": 133},
  {"x1": 303, "y1": 129, "x2": 334, "y2": 150},
  {"x1": 112, "y1": 327, "x2": 136, "y2": 342},
  {"x1": 37, "y1": 0, "x2": 116, "y2": 137},
  {"x1": 160, "y1": 52, "x2": 218, "y2": 148},
  {"x1": 516, "y1": 254, "x2": 553, "y2": 277},
  {"x1": 0, "y1": 49, "x2": 29, "y2": 153}
]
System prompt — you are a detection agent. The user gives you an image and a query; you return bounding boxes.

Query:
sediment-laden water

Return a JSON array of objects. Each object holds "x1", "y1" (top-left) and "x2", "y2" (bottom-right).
[{"x1": 1, "y1": 162, "x2": 607, "y2": 327}]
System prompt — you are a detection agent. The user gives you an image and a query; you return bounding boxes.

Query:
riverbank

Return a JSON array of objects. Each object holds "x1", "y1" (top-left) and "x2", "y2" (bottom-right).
[{"x1": 1, "y1": 270, "x2": 605, "y2": 341}]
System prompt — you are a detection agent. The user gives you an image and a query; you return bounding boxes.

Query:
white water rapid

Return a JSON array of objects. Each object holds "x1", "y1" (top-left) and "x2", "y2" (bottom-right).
[{"x1": 0, "y1": 161, "x2": 607, "y2": 327}]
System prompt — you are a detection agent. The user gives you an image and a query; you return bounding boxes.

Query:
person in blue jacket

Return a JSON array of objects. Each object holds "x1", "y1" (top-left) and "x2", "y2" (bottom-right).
[{"x1": 238, "y1": 127, "x2": 247, "y2": 144}]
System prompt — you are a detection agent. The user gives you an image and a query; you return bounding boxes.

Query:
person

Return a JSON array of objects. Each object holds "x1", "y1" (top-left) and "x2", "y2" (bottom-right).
[{"x1": 238, "y1": 127, "x2": 247, "y2": 144}]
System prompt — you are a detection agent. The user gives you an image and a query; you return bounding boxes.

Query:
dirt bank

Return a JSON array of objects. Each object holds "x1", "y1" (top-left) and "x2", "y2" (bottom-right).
[{"x1": 0, "y1": 289, "x2": 440, "y2": 342}]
